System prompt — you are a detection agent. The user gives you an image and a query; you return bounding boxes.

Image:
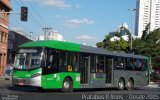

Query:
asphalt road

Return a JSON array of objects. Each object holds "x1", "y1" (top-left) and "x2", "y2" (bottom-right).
[{"x1": 0, "y1": 84, "x2": 160, "y2": 100}]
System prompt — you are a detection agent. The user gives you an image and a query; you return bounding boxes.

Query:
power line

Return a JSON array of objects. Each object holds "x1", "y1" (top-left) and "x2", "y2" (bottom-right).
[
  {"x1": 13, "y1": 0, "x2": 21, "y2": 7},
  {"x1": 10, "y1": 17, "x2": 39, "y2": 40},
  {"x1": 10, "y1": 16, "x2": 31, "y2": 32},
  {"x1": 28, "y1": 12, "x2": 44, "y2": 27},
  {"x1": 13, "y1": 0, "x2": 44, "y2": 28},
  {"x1": 28, "y1": 2, "x2": 48, "y2": 26},
  {"x1": 42, "y1": 27, "x2": 52, "y2": 40},
  {"x1": 18, "y1": 0, "x2": 44, "y2": 27}
]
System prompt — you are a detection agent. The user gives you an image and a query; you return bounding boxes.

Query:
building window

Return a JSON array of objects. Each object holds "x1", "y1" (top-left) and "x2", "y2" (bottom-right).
[
  {"x1": 0, "y1": 9, "x2": 6, "y2": 20},
  {"x1": 1, "y1": 32, "x2": 6, "y2": 43},
  {"x1": 1, "y1": 33, "x2": 4, "y2": 42},
  {"x1": 5, "y1": 34, "x2": 7, "y2": 43},
  {"x1": 0, "y1": 32, "x2": 2, "y2": 42}
]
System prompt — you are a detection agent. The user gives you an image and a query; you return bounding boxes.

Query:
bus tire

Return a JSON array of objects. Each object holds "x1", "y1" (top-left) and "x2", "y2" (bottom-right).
[
  {"x1": 127, "y1": 79, "x2": 134, "y2": 91},
  {"x1": 37, "y1": 87, "x2": 45, "y2": 92},
  {"x1": 61, "y1": 77, "x2": 73, "y2": 93},
  {"x1": 117, "y1": 78, "x2": 125, "y2": 91}
]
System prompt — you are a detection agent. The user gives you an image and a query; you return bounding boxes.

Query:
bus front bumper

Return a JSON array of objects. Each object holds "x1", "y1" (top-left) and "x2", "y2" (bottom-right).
[{"x1": 12, "y1": 76, "x2": 41, "y2": 87}]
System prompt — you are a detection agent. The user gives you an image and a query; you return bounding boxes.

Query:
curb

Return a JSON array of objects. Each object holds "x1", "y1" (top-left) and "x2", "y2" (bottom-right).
[
  {"x1": 147, "y1": 82, "x2": 160, "y2": 88},
  {"x1": 0, "y1": 76, "x2": 12, "y2": 81}
]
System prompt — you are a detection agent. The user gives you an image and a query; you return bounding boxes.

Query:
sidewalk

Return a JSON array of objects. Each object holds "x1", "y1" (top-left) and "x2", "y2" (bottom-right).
[
  {"x1": 0, "y1": 75, "x2": 12, "y2": 80},
  {"x1": 147, "y1": 81, "x2": 160, "y2": 88},
  {"x1": 0, "y1": 75, "x2": 12, "y2": 87}
]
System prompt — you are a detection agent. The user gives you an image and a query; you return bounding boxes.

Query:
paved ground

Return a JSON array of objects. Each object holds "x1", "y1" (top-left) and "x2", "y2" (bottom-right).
[{"x1": 0, "y1": 76, "x2": 160, "y2": 100}]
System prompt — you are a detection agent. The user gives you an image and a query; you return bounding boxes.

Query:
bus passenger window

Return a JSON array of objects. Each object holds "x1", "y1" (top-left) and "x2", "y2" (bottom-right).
[
  {"x1": 142, "y1": 60, "x2": 147, "y2": 71},
  {"x1": 59, "y1": 52, "x2": 67, "y2": 72},
  {"x1": 136, "y1": 59, "x2": 141, "y2": 70},
  {"x1": 130, "y1": 59, "x2": 136, "y2": 70},
  {"x1": 96, "y1": 56, "x2": 105, "y2": 73},
  {"x1": 90, "y1": 55, "x2": 95, "y2": 73},
  {"x1": 47, "y1": 55, "x2": 53, "y2": 67},
  {"x1": 115, "y1": 57, "x2": 124, "y2": 69},
  {"x1": 72, "y1": 53, "x2": 79, "y2": 72}
]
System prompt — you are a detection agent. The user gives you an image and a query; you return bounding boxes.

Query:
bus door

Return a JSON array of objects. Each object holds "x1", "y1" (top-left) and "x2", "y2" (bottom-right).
[
  {"x1": 80, "y1": 55, "x2": 90, "y2": 85},
  {"x1": 105, "y1": 58, "x2": 113, "y2": 85},
  {"x1": 42, "y1": 50, "x2": 59, "y2": 88}
]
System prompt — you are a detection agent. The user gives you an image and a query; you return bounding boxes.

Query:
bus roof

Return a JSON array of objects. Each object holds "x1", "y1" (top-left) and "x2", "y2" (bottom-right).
[
  {"x1": 20, "y1": 40, "x2": 147, "y2": 59},
  {"x1": 19, "y1": 40, "x2": 80, "y2": 52}
]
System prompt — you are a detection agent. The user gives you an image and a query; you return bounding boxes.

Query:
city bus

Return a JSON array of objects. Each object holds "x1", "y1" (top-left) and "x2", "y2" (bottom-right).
[{"x1": 12, "y1": 40, "x2": 150, "y2": 92}]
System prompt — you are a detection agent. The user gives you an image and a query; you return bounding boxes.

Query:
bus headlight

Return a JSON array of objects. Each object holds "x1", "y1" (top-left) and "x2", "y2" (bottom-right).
[
  {"x1": 31, "y1": 73, "x2": 41, "y2": 78},
  {"x1": 54, "y1": 74, "x2": 57, "y2": 78}
]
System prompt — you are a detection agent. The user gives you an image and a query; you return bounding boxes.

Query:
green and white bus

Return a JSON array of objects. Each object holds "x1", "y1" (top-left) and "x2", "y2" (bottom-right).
[{"x1": 12, "y1": 40, "x2": 150, "y2": 92}]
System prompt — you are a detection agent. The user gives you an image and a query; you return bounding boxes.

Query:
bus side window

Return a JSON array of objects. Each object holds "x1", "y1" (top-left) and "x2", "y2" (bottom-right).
[
  {"x1": 96, "y1": 56, "x2": 105, "y2": 73},
  {"x1": 136, "y1": 59, "x2": 141, "y2": 70},
  {"x1": 142, "y1": 60, "x2": 147, "y2": 71},
  {"x1": 141, "y1": 60, "x2": 144, "y2": 71},
  {"x1": 115, "y1": 57, "x2": 124, "y2": 69},
  {"x1": 114, "y1": 57, "x2": 118, "y2": 69},
  {"x1": 90, "y1": 55, "x2": 96, "y2": 73},
  {"x1": 126, "y1": 58, "x2": 133, "y2": 70},
  {"x1": 130, "y1": 59, "x2": 136, "y2": 70},
  {"x1": 47, "y1": 55, "x2": 53, "y2": 68},
  {"x1": 59, "y1": 52, "x2": 67, "y2": 72},
  {"x1": 72, "y1": 53, "x2": 79, "y2": 72}
]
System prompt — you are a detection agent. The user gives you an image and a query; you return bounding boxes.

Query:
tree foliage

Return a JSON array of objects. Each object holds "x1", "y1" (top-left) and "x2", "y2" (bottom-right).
[
  {"x1": 97, "y1": 25, "x2": 160, "y2": 68},
  {"x1": 133, "y1": 28, "x2": 160, "y2": 68},
  {"x1": 96, "y1": 29, "x2": 130, "y2": 52}
]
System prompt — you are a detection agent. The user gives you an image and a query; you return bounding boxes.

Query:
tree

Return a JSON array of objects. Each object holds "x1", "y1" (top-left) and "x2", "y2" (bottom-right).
[
  {"x1": 96, "y1": 31, "x2": 130, "y2": 52},
  {"x1": 133, "y1": 27, "x2": 160, "y2": 68}
]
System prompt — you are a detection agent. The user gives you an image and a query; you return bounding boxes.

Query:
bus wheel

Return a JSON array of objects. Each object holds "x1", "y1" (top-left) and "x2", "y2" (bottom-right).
[
  {"x1": 118, "y1": 78, "x2": 125, "y2": 91},
  {"x1": 127, "y1": 79, "x2": 134, "y2": 91},
  {"x1": 37, "y1": 87, "x2": 45, "y2": 92},
  {"x1": 61, "y1": 78, "x2": 73, "y2": 93}
]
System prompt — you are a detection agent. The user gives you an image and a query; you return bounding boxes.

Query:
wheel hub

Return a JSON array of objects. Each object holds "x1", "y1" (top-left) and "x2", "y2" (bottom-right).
[{"x1": 64, "y1": 82, "x2": 70, "y2": 88}]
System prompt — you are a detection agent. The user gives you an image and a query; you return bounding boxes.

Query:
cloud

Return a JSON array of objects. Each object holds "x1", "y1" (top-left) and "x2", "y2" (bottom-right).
[
  {"x1": 65, "y1": 18, "x2": 94, "y2": 27},
  {"x1": 55, "y1": 14, "x2": 61, "y2": 18},
  {"x1": 75, "y1": 4, "x2": 81, "y2": 8},
  {"x1": 76, "y1": 35, "x2": 97, "y2": 41},
  {"x1": 40, "y1": 0, "x2": 71, "y2": 8},
  {"x1": 11, "y1": 27, "x2": 23, "y2": 31},
  {"x1": 23, "y1": 0, "x2": 32, "y2": 2}
]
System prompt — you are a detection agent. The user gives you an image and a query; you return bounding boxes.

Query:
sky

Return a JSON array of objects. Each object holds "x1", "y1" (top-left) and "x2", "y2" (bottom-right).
[{"x1": 10, "y1": 0, "x2": 136, "y2": 46}]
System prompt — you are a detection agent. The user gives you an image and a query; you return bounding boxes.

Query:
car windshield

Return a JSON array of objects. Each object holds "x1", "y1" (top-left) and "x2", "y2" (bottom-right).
[{"x1": 14, "y1": 53, "x2": 41, "y2": 69}]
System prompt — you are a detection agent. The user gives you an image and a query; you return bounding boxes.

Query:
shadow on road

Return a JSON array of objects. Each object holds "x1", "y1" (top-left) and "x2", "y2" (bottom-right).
[{"x1": 7, "y1": 86, "x2": 143, "y2": 93}]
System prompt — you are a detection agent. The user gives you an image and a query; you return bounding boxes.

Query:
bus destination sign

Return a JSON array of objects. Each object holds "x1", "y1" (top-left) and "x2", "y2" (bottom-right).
[{"x1": 18, "y1": 49, "x2": 38, "y2": 53}]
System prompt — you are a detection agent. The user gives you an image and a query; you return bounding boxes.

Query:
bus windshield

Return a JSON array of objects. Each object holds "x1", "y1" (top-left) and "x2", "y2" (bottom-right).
[
  {"x1": 14, "y1": 53, "x2": 41, "y2": 69},
  {"x1": 14, "y1": 48, "x2": 44, "y2": 70}
]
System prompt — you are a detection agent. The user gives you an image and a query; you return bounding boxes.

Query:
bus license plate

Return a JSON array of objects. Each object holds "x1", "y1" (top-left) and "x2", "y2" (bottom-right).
[
  {"x1": 19, "y1": 83, "x2": 24, "y2": 85},
  {"x1": 18, "y1": 79, "x2": 25, "y2": 85}
]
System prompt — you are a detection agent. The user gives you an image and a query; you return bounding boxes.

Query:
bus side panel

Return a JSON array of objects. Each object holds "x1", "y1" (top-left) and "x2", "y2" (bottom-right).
[
  {"x1": 113, "y1": 70, "x2": 148, "y2": 88},
  {"x1": 13, "y1": 68, "x2": 42, "y2": 78},
  {"x1": 42, "y1": 72, "x2": 80, "y2": 89},
  {"x1": 12, "y1": 68, "x2": 42, "y2": 86}
]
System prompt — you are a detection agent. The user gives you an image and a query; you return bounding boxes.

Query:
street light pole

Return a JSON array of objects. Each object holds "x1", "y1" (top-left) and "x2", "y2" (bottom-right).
[{"x1": 128, "y1": 8, "x2": 136, "y2": 51}]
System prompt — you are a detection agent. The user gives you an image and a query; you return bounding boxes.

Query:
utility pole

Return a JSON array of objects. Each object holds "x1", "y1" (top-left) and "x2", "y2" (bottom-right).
[
  {"x1": 128, "y1": 8, "x2": 136, "y2": 50},
  {"x1": 42, "y1": 27, "x2": 52, "y2": 40}
]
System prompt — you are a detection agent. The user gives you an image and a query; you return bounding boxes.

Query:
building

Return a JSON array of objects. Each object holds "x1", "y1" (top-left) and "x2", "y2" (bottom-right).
[
  {"x1": 7, "y1": 31, "x2": 32, "y2": 64},
  {"x1": 0, "y1": 0, "x2": 11, "y2": 76},
  {"x1": 109, "y1": 23, "x2": 129, "y2": 41},
  {"x1": 135, "y1": 0, "x2": 160, "y2": 37},
  {"x1": 37, "y1": 31, "x2": 64, "y2": 41},
  {"x1": 48, "y1": 31, "x2": 64, "y2": 41}
]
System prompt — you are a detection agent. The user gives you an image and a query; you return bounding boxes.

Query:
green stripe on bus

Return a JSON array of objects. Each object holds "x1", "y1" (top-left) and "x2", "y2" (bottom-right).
[
  {"x1": 13, "y1": 68, "x2": 42, "y2": 78},
  {"x1": 19, "y1": 40, "x2": 81, "y2": 52},
  {"x1": 42, "y1": 72, "x2": 80, "y2": 89}
]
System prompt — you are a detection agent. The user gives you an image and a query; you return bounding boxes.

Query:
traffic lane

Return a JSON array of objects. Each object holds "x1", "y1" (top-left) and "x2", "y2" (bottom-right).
[
  {"x1": 0, "y1": 86, "x2": 160, "y2": 100},
  {"x1": 3, "y1": 86, "x2": 160, "y2": 94}
]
